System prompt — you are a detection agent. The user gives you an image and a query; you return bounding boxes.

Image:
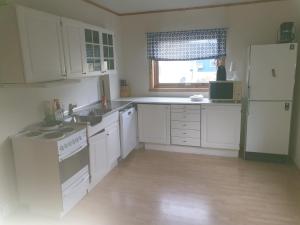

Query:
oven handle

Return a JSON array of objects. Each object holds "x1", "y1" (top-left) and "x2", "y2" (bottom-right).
[
  {"x1": 63, "y1": 175, "x2": 89, "y2": 196},
  {"x1": 59, "y1": 144, "x2": 87, "y2": 162}
]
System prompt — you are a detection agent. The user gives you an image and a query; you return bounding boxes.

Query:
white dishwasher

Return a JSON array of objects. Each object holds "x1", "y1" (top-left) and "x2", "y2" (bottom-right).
[{"x1": 120, "y1": 107, "x2": 138, "y2": 159}]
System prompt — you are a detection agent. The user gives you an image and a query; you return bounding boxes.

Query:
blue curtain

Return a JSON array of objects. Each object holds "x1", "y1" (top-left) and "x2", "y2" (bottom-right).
[{"x1": 146, "y1": 28, "x2": 227, "y2": 61}]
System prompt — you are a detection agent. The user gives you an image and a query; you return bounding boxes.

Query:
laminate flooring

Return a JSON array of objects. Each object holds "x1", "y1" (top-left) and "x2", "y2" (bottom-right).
[{"x1": 5, "y1": 149, "x2": 300, "y2": 225}]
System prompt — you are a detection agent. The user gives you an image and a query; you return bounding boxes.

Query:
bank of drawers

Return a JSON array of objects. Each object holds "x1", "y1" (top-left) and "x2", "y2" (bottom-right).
[{"x1": 171, "y1": 105, "x2": 201, "y2": 147}]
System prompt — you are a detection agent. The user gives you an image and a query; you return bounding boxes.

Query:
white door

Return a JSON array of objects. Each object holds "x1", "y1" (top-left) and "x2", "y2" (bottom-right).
[
  {"x1": 16, "y1": 5, "x2": 66, "y2": 82},
  {"x1": 201, "y1": 105, "x2": 241, "y2": 150},
  {"x1": 246, "y1": 101, "x2": 292, "y2": 155},
  {"x1": 138, "y1": 104, "x2": 170, "y2": 145},
  {"x1": 106, "y1": 122, "x2": 121, "y2": 169},
  {"x1": 61, "y1": 18, "x2": 86, "y2": 78},
  {"x1": 248, "y1": 43, "x2": 297, "y2": 101},
  {"x1": 88, "y1": 130, "x2": 107, "y2": 190}
]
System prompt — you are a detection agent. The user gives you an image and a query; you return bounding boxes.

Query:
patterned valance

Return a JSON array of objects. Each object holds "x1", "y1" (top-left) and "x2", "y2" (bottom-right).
[{"x1": 146, "y1": 28, "x2": 227, "y2": 61}]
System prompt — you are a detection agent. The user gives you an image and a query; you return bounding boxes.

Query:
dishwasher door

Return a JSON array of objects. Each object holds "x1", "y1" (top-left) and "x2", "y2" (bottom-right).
[{"x1": 120, "y1": 107, "x2": 138, "y2": 159}]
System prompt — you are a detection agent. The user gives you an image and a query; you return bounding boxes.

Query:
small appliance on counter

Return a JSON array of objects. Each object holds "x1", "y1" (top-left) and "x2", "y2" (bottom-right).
[
  {"x1": 278, "y1": 22, "x2": 296, "y2": 43},
  {"x1": 209, "y1": 81, "x2": 242, "y2": 102}
]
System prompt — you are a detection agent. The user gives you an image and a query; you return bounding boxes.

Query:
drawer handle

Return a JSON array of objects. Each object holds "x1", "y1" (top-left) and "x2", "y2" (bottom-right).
[{"x1": 183, "y1": 133, "x2": 187, "y2": 135}]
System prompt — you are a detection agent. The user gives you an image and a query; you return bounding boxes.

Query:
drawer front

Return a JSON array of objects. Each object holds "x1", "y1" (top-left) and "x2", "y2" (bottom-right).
[
  {"x1": 171, "y1": 121, "x2": 200, "y2": 130},
  {"x1": 171, "y1": 137, "x2": 200, "y2": 147},
  {"x1": 171, "y1": 112, "x2": 200, "y2": 122},
  {"x1": 171, "y1": 129, "x2": 200, "y2": 138},
  {"x1": 171, "y1": 105, "x2": 201, "y2": 113}
]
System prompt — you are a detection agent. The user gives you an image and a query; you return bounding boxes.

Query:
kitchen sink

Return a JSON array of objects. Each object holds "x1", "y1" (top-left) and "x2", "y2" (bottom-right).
[
  {"x1": 64, "y1": 114, "x2": 102, "y2": 126},
  {"x1": 75, "y1": 115, "x2": 102, "y2": 126}
]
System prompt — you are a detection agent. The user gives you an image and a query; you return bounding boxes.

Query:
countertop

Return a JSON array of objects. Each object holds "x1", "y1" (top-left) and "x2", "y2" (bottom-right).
[{"x1": 116, "y1": 97, "x2": 241, "y2": 106}]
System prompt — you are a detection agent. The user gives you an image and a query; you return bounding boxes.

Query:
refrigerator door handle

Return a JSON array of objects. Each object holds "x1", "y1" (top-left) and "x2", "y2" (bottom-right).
[{"x1": 271, "y1": 68, "x2": 276, "y2": 78}]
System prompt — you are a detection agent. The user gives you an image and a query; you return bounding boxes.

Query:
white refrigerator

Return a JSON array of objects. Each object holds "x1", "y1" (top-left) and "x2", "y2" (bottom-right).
[{"x1": 245, "y1": 43, "x2": 298, "y2": 157}]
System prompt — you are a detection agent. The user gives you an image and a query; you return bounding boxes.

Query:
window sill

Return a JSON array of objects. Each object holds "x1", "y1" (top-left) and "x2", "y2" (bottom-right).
[{"x1": 149, "y1": 87, "x2": 209, "y2": 92}]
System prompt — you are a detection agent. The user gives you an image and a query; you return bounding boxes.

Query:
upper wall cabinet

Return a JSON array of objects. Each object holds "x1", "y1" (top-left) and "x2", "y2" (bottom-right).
[
  {"x1": 102, "y1": 32, "x2": 116, "y2": 72},
  {"x1": 83, "y1": 26, "x2": 103, "y2": 76},
  {"x1": 61, "y1": 18, "x2": 86, "y2": 79},
  {"x1": 0, "y1": 5, "x2": 117, "y2": 84},
  {"x1": 0, "y1": 5, "x2": 66, "y2": 83}
]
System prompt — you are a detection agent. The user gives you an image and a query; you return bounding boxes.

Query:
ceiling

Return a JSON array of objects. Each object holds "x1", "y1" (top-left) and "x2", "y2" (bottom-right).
[{"x1": 84, "y1": 0, "x2": 280, "y2": 15}]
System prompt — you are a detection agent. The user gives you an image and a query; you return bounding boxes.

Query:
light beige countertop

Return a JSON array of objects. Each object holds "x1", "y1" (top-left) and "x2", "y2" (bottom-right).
[{"x1": 116, "y1": 97, "x2": 241, "y2": 106}]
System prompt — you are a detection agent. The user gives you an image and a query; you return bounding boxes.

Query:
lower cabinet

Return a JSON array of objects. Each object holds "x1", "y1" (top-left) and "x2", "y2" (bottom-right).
[
  {"x1": 171, "y1": 105, "x2": 201, "y2": 147},
  {"x1": 88, "y1": 113, "x2": 121, "y2": 191},
  {"x1": 201, "y1": 105, "x2": 241, "y2": 150},
  {"x1": 138, "y1": 104, "x2": 170, "y2": 145},
  {"x1": 137, "y1": 103, "x2": 241, "y2": 151},
  {"x1": 106, "y1": 121, "x2": 121, "y2": 168},
  {"x1": 88, "y1": 130, "x2": 107, "y2": 190}
]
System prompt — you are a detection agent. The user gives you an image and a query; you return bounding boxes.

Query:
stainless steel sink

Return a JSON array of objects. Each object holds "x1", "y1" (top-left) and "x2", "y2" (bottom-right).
[
  {"x1": 64, "y1": 114, "x2": 102, "y2": 126},
  {"x1": 75, "y1": 115, "x2": 102, "y2": 126}
]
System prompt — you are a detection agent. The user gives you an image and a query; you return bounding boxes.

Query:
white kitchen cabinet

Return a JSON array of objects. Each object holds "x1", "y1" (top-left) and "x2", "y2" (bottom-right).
[
  {"x1": 0, "y1": 5, "x2": 117, "y2": 83},
  {"x1": 138, "y1": 104, "x2": 170, "y2": 145},
  {"x1": 106, "y1": 121, "x2": 121, "y2": 169},
  {"x1": 102, "y1": 31, "x2": 116, "y2": 72},
  {"x1": 88, "y1": 130, "x2": 107, "y2": 190},
  {"x1": 201, "y1": 105, "x2": 241, "y2": 150},
  {"x1": 61, "y1": 18, "x2": 86, "y2": 78},
  {"x1": 17, "y1": 5, "x2": 66, "y2": 82},
  {"x1": 87, "y1": 111, "x2": 120, "y2": 191},
  {"x1": 171, "y1": 105, "x2": 201, "y2": 147}
]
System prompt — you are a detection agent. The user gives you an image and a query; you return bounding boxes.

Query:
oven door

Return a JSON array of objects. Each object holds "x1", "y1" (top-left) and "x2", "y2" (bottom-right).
[{"x1": 59, "y1": 145, "x2": 89, "y2": 185}]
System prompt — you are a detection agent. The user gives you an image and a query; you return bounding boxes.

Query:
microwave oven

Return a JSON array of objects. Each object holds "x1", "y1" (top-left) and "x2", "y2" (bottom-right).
[{"x1": 209, "y1": 81, "x2": 242, "y2": 101}]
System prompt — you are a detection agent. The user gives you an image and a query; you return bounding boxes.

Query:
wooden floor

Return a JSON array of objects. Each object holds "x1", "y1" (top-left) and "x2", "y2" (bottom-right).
[{"x1": 6, "y1": 149, "x2": 300, "y2": 225}]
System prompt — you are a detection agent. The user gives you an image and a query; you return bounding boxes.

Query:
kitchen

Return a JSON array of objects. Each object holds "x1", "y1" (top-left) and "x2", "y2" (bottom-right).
[{"x1": 1, "y1": 0, "x2": 300, "y2": 224}]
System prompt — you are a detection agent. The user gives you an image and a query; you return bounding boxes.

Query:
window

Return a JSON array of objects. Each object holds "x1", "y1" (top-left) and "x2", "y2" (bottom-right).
[{"x1": 147, "y1": 28, "x2": 227, "y2": 91}]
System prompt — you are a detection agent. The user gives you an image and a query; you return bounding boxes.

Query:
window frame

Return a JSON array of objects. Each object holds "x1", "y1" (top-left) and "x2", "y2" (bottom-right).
[{"x1": 149, "y1": 60, "x2": 210, "y2": 92}]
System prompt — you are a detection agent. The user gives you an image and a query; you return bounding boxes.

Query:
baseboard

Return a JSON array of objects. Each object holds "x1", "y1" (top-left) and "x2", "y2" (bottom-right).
[
  {"x1": 144, "y1": 143, "x2": 239, "y2": 157},
  {"x1": 245, "y1": 152, "x2": 288, "y2": 163}
]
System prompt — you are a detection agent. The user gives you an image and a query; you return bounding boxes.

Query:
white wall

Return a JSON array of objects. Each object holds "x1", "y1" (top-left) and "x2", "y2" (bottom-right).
[
  {"x1": 0, "y1": 0, "x2": 121, "y2": 215},
  {"x1": 120, "y1": 0, "x2": 300, "y2": 97}
]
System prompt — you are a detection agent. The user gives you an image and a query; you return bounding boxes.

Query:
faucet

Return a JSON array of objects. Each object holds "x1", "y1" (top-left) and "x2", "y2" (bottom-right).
[{"x1": 68, "y1": 104, "x2": 77, "y2": 116}]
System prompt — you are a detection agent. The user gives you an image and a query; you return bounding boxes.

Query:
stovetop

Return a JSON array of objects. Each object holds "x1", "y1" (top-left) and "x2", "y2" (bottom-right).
[{"x1": 19, "y1": 122, "x2": 85, "y2": 140}]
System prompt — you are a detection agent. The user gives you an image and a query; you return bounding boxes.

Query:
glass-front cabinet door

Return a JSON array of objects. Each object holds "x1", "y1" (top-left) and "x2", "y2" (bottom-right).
[
  {"x1": 102, "y1": 32, "x2": 115, "y2": 71},
  {"x1": 84, "y1": 28, "x2": 102, "y2": 75}
]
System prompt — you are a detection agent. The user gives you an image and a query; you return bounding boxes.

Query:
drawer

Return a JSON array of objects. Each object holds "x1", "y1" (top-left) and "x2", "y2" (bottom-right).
[
  {"x1": 171, "y1": 121, "x2": 200, "y2": 130},
  {"x1": 171, "y1": 137, "x2": 200, "y2": 147},
  {"x1": 171, "y1": 129, "x2": 200, "y2": 138},
  {"x1": 171, "y1": 112, "x2": 200, "y2": 122},
  {"x1": 171, "y1": 105, "x2": 201, "y2": 113}
]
